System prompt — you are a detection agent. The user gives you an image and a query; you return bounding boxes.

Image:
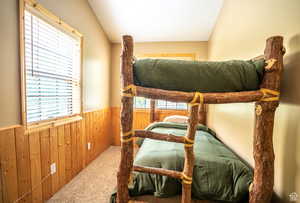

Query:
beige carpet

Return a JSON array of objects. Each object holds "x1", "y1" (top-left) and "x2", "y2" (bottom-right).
[
  {"x1": 48, "y1": 146, "x2": 121, "y2": 203},
  {"x1": 48, "y1": 146, "x2": 215, "y2": 203}
]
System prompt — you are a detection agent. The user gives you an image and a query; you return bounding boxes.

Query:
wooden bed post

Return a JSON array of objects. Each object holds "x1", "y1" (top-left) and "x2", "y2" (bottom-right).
[
  {"x1": 198, "y1": 104, "x2": 207, "y2": 125},
  {"x1": 182, "y1": 105, "x2": 199, "y2": 203},
  {"x1": 150, "y1": 99, "x2": 156, "y2": 123},
  {"x1": 117, "y1": 35, "x2": 134, "y2": 203},
  {"x1": 250, "y1": 36, "x2": 284, "y2": 203}
]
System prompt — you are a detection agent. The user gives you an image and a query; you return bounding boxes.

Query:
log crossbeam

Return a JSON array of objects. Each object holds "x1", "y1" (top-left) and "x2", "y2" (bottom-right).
[
  {"x1": 135, "y1": 86, "x2": 270, "y2": 104},
  {"x1": 134, "y1": 130, "x2": 185, "y2": 144},
  {"x1": 133, "y1": 165, "x2": 183, "y2": 180}
]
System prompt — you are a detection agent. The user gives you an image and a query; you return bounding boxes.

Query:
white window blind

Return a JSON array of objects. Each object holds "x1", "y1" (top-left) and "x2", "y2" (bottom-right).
[{"x1": 24, "y1": 9, "x2": 81, "y2": 123}]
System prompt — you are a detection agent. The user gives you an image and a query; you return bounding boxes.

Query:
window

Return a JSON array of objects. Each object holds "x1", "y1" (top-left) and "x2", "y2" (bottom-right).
[
  {"x1": 21, "y1": 2, "x2": 82, "y2": 125},
  {"x1": 156, "y1": 100, "x2": 187, "y2": 110},
  {"x1": 133, "y1": 53, "x2": 195, "y2": 110},
  {"x1": 134, "y1": 97, "x2": 187, "y2": 110},
  {"x1": 134, "y1": 97, "x2": 150, "y2": 109}
]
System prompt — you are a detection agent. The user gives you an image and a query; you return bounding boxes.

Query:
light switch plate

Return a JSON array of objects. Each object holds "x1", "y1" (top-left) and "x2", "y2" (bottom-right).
[{"x1": 87, "y1": 142, "x2": 91, "y2": 150}]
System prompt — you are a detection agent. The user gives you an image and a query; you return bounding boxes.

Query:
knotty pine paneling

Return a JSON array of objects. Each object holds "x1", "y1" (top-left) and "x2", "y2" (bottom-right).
[
  {"x1": 15, "y1": 126, "x2": 32, "y2": 203},
  {"x1": 49, "y1": 128, "x2": 59, "y2": 195},
  {"x1": 28, "y1": 132, "x2": 43, "y2": 203},
  {"x1": 57, "y1": 125, "x2": 66, "y2": 190},
  {"x1": 40, "y1": 130, "x2": 52, "y2": 201},
  {"x1": 111, "y1": 107, "x2": 188, "y2": 146},
  {"x1": 111, "y1": 107, "x2": 121, "y2": 146},
  {"x1": 0, "y1": 108, "x2": 111, "y2": 203},
  {"x1": 0, "y1": 128, "x2": 19, "y2": 203},
  {"x1": 64, "y1": 124, "x2": 72, "y2": 183}
]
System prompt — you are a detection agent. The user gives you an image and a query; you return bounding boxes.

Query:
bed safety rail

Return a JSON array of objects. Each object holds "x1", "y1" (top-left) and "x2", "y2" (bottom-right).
[{"x1": 123, "y1": 86, "x2": 274, "y2": 104}]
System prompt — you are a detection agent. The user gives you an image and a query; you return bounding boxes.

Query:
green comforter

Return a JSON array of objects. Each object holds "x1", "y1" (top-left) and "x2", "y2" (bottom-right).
[
  {"x1": 111, "y1": 122, "x2": 253, "y2": 202},
  {"x1": 133, "y1": 58, "x2": 265, "y2": 92}
]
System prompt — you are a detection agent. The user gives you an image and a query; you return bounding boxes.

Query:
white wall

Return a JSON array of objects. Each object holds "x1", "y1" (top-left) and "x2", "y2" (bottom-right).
[
  {"x1": 0, "y1": 0, "x2": 112, "y2": 128},
  {"x1": 208, "y1": 0, "x2": 300, "y2": 201}
]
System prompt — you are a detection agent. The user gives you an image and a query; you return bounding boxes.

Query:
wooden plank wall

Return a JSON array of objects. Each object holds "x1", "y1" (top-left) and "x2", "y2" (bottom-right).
[
  {"x1": 0, "y1": 108, "x2": 111, "y2": 203},
  {"x1": 0, "y1": 106, "x2": 188, "y2": 202},
  {"x1": 111, "y1": 107, "x2": 188, "y2": 146}
]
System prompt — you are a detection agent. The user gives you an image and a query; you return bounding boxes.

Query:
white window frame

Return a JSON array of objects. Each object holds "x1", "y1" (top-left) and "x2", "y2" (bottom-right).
[{"x1": 19, "y1": 0, "x2": 83, "y2": 130}]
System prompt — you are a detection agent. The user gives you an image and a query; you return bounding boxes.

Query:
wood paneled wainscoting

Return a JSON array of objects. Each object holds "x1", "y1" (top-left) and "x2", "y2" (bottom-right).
[
  {"x1": 111, "y1": 107, "x2": 188, "y2": 146},
  {"x1": 0, "y1": 108, "x2": 111, "y2": 203}
]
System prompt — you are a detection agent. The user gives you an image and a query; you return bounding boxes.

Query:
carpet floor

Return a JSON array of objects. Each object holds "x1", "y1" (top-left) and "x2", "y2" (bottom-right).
[
  {"x1": 47, "y1": 146, "x2": 215, "y2": 203},
  {"x1": 48, "y1": 146, "x2": 120, "y2": 203}
]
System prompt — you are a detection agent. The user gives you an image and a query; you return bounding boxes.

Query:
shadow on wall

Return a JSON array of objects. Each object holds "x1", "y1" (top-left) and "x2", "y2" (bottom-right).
[
  {"x1": 282, "y1": 34, "x2": 300, "y2": 104},
  {"x1": 279, "y1": 34, "x2": 300, "y2": 202}
]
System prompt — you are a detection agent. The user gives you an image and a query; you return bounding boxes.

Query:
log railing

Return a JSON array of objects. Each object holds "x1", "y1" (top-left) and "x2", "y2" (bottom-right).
[
  {"x1": 132, "y1": 165, "x2": 183, "y2": 180},
  {"x1": 117, "y1": 35, "x2": 285, "y2": 203},
  {"x1": 132, "y1": 86, "x2": 266, "y2": 104},
  {"x1": 134, "y1": 130, "x2": 185, "y2": 144}
]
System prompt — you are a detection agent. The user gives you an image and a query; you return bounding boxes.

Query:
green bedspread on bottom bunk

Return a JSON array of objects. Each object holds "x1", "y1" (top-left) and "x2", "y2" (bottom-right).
[{"x1": 111, "y1": 122, "x2": 253, "y2": 202}]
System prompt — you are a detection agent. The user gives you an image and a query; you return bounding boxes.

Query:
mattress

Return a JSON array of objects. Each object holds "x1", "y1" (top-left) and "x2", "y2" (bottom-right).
[{"x1": 133, "y1": 58, "x2": 265, "y2": 93}]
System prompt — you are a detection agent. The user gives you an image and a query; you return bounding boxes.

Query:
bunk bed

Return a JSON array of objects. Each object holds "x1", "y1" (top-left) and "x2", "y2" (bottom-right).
[{"x1": 116, "y1": 35, "x2": 285, "y2": 203}]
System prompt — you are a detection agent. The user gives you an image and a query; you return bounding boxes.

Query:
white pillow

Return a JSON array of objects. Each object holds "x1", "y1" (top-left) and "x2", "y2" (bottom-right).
[{"x1": 163, "y1": 115, "x2": 189, "y2": 124}]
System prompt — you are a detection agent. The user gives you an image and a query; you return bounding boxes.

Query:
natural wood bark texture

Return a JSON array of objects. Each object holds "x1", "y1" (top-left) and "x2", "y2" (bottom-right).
[
  {"x1": 149, "y1": 99, "x2": 156, "y2": 122},
  {"x1": 136, "y1": 86, "x2": 265, "y2": 104},
  {"x1": 118, "y1": 35, "x2": 283, "y2": 203},
  {"x1": 198, "y1": 104, "x2": 207, "y2": 125},
  {"x1": 133, "y1": 165, "x2": 182, "y2": 180},
  {"x1": 134, "y1": 130, "x2": 185, "y2": 144},
  {"x1": 117, "y1": 35, "x2": 134, "y2": 203},
  {"x1": 182, "y1": 105, "x2": 199, "y2": 203},
  {"x1": 250, "y1": 36, "x2": 284, "y2": 203}
]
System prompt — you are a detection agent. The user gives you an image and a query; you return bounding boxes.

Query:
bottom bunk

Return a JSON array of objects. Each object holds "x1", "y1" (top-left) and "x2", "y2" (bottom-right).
[{"x1": 111, "y1": 121, "x2": 253, "y2": 203}]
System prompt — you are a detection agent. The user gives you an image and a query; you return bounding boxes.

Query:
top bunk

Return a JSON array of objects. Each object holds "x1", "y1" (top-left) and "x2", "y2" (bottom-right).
[
  {"x1": 121, "y1": 35, "x2": 285, "y2": 105},
  {"x1": 133, "y1": 58, "x2": 265, "y2": 93}
]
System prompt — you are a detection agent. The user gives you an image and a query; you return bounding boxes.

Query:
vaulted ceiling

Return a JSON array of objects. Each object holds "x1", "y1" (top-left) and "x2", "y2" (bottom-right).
[{"x1": 88, "y1": 0, "x2": 223, "y2": 43}]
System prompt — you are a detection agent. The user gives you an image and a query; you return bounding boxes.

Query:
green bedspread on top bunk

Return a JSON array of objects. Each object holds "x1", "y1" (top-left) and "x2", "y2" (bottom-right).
[
  {"x1": 133, "y1": 58, "x2": 265, "y2": 92},
  {"x1": 111, "y1": 122, "x2": 253, "y2": 203}
]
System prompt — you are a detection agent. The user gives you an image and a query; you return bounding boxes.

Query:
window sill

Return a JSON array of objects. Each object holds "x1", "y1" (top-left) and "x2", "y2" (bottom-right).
[{"x1": 25, "y1": 115, "x2": 82, "y2": 134}]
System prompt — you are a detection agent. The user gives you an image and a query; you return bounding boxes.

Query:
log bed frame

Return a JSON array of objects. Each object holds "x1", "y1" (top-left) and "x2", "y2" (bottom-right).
[{"x1": 117, "y1": 35, "x2": 285, "y2": 203}]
